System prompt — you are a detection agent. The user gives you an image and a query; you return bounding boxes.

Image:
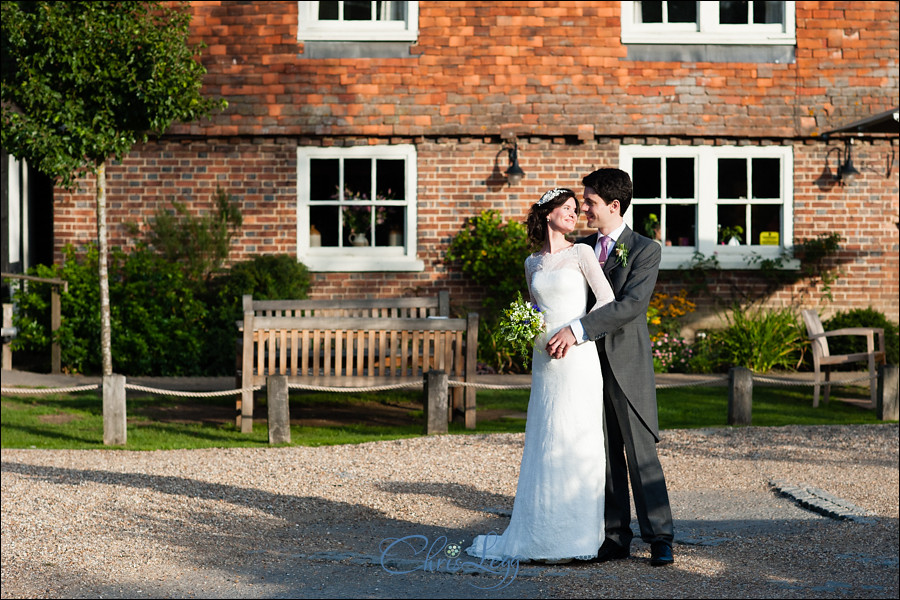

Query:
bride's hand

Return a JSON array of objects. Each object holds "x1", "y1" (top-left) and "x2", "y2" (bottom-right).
[{"x1": 546, "y1": 327, "x2": 576, "y2": 359}]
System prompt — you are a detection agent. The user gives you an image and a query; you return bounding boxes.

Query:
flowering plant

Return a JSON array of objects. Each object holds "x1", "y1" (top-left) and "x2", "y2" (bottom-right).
[
  {"x1": 615, "y1": 243, "x2": 629, "y2": 267},
  {"x1": 335, "y1": 186, "x2": 391, "y2": 234},
  {"x1": 498, "y1": 292, "x2": 546, "y2": 368},
  {"x1": 651, "y1": 332, "x2": 693, "y2": 373}
]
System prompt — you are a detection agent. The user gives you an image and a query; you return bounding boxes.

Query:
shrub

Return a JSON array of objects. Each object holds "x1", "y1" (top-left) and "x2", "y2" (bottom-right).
[
  {"x1": 139, "y1": 187, "x2": 243, "y2": 285},
  {"x1": 651, "y1": 332, "x2": 693, "y2": 373},
  {"x1": 12, "y1": 244, "x2": 206, "y2": 375},
  {"x1": 822, "y1": 308, "x2": 899, "y2": 367},
  {"x1": 695, "y1": 306, "x2": 805, "y2": 373},
  {"x1": 648, "y1": 289, "x2": 696, "y2": 337},
  {"x1": 445, "y1": 210, "x2": 531, "y2": 372},
  {"x1": 200, "y1": 254, "x2": 312, "y2": 375}
]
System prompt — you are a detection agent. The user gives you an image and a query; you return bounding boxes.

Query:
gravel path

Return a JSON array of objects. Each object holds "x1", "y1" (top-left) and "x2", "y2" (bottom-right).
[{"x1": 2, "y1": 424, "x2": 898, "y2": 599}]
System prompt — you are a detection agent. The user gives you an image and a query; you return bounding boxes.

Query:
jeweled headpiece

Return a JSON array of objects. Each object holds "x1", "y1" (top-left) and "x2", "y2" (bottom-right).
[{"x1": 537, "y1": 188, "x2": 571, "y2": 206}]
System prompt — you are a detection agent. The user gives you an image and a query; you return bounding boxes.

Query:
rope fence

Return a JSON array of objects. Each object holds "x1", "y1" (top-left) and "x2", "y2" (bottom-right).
[{"x1": 0, "y1": 371, "x2": 881, "y2": 398}]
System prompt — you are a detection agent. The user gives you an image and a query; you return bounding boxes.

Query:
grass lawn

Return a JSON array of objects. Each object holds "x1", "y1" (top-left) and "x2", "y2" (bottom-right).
[{"x1": 1, "y1": 381, "x2": 890, "y2": 451}]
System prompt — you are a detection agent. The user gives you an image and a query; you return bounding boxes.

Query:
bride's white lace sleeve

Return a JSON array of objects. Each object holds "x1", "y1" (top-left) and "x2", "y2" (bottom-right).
[
  {"x1": 576, "y1": 243, "x2": 615, "y2": 312},
  {"x1": 524, "y1": 254, "x2": 536, "y2": 305}
]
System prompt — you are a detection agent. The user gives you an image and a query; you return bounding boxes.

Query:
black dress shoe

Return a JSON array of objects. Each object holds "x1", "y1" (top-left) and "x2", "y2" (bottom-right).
[
  {"x1": 650, "y1": 542, "x2": 674, "y2": 566},
  {"x1": 594, "y1": 540, "x2": 630, "y2": 563}
]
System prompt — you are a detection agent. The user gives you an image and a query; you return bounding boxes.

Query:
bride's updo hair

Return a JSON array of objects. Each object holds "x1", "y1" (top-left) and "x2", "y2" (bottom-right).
[{"x1": 526, "y1": 188, "x2": 579, "y2": 247}]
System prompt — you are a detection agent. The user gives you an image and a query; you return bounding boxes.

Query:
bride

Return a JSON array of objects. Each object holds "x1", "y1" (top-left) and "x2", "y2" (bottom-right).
[{"x1": 466, "y1": 188, "x2": 615, "y2": 563}]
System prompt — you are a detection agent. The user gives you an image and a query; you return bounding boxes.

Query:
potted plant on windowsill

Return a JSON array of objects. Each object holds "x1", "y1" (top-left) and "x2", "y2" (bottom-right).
[
  {"x1": 642, "y1": 213, "x2": 661, "y2": 245},
  {"x1": 719, "y1": 225, "x2": 744, "y2": 246}
]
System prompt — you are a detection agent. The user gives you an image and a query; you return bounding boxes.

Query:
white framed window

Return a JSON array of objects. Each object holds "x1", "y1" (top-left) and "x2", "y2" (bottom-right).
[
  {"x1": 298, "y1": 1, "x2": 418, "y2": 42},
  {"x1": 621, "y1": 1, "x2": 796, "y2": 45},
  {"x1": 297, "y1": 144, "x2": 423, "y2": 272},
  {"x1": 620, "y1": 144, "x2": 794, "y2": 270}
]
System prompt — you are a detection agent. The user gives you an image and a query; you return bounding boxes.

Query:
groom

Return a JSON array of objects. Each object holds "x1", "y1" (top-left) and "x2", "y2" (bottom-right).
[{"x1": 546, "y1": 167, "x2": 674, "y2": 567}]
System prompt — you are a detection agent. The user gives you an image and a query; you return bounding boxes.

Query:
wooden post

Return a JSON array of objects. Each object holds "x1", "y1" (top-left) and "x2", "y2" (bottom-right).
[
  {"x1": 267, "y1": 375, "x2": 291, "y2": 444},
  {"x1": 728, "y1": 367, "x2": 753, "y2": 426},
  {"x1": 464, "y1": 312, "x2": 479, "y2": 430},
  {"x1": 50, "y1": 286, "x2": 62, "y2": 374},
  {"x1": 239, "y1": 310, "x2": 255, "y2": 433},
  {"x1": 103, "y1": 373, "x2": 127, "y2": 446},
  {"x1": 424, "y1": 369, "x2": 449, "y2": 435},
  {"x1": 877, "y1": 364, "x2": 899, "y2": 421}
]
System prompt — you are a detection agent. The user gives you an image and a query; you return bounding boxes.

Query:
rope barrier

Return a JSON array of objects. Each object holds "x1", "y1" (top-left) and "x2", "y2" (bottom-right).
[
  {"x1": 286, "y1": 381, "x2": 423, "y2": 393},
  {"x1": 1, "y1": 371, "x2": 877, "y2": 397},
  {"x1": 753, "y1": 373, "x2": 874, "y2": 387},
  {"x1": 123, "y1": 383, "x2": 257, "y2": 398},
  {"x1": 0, "y1": 384, "x2": 99, "y2": 395},
  {"x1": 657, "y1": 376, "x2": 728, "y2": 390}
]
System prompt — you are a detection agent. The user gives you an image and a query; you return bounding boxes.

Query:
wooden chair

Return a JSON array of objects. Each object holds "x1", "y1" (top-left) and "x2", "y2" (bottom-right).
[{"x1": 800, "y1": 309, "x2": 886, "y2": 408}]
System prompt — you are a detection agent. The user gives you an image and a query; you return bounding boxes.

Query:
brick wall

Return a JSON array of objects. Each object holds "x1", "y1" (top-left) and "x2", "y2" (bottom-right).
[
  {"x1": 54, "y1": 135, "x2": 899, "y2": 323},
  {"x1": 173, "y1": 1, "x2": 898, "y2": 139}
]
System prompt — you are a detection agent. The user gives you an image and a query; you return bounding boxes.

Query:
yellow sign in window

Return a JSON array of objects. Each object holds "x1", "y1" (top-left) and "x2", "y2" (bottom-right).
[{"x1": 759, "y1": 232, "x2": 779, "y2": 245}]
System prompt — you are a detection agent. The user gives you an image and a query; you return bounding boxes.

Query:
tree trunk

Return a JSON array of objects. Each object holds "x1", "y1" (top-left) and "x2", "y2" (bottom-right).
[{"x1": 97, "y1": 162, "x2": 112, "y2": 376}]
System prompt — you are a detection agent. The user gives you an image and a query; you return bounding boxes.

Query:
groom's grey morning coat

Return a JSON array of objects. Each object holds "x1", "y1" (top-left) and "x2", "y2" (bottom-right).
[{"x1": 578, "y1": 226, "x2": 662, "y2": 441}]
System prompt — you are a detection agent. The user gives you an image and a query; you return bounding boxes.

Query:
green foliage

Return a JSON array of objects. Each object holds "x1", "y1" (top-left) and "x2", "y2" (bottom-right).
[
  {"x1": 445, "y1": 210, "x2": 531, "y2": 315},
  {"x1": 200, "y1": 255, "x2": 312, "y2": 375},
  {"x1": 11, "y1": 244, "x2": 206, "y2": 375},
  {"x1": 445, "y1": 210, "x2": 531, "y2": 372},
  {"x1": 1, "y1": 0, "x2": 225, "y2": 188},
  {"x1": 10, "y1": 249, "x2": 312, "y2": 376},
  {"x1": 694, "y1": 306, "x2": 806, "y2": 373},
  {"x1": 140, "y1": 188, "x2": 243, "y2": 284},
  {"x1": 823, "y1": 308, "x2": 899, "y2": 367}
]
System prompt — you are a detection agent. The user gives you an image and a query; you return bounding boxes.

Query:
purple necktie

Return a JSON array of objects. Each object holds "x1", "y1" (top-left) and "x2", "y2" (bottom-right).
[{"x1": 598, "y1": 235, "x2": 613, "y2": 264}]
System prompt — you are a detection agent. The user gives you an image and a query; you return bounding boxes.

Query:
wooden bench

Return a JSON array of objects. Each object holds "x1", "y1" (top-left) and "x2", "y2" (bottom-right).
[{"x1": 236, "y1": 293, "x2": 479, "y2": 432}]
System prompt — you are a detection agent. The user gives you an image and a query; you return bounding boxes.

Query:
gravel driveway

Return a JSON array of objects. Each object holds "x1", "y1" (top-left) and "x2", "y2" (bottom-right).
[{"x1": 2, "y1": 424, "x2": 898, "y2": 599}]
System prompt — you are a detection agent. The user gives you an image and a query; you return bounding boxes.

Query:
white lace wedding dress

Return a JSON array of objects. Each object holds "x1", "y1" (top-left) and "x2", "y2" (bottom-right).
[{"x1": 466, "y1": 243, "x2": 615, "y2": 562}]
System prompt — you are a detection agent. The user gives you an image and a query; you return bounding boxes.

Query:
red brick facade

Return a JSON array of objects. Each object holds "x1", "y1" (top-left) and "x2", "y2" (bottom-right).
[{"x1": 51, "y1": 1, "x2": 899, "y2": 323}]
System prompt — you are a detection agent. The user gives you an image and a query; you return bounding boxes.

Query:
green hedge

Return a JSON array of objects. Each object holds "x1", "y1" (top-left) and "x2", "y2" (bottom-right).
[{"x1": 9, "y1": 247, "x2": 310, "y2": 376}]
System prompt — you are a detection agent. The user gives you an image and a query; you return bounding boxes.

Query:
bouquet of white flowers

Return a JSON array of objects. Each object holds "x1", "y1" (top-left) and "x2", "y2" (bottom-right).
[{"x1": 499, "y1": 292, "x2": 546, "y2": 368}]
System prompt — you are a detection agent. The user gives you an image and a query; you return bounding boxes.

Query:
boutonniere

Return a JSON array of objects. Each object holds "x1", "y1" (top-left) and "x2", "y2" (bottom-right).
[{"x1": 615, "y1": 243, "x2": 629, "y2": 267}]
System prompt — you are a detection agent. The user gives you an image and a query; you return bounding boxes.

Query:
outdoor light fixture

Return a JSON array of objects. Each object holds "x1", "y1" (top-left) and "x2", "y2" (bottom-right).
[
  {"x1": 837, "y1": 139, "x2": 861, "y2": 184},
  {"x1": 505, "y1": 141, "x2": 525, "y2": 185}
]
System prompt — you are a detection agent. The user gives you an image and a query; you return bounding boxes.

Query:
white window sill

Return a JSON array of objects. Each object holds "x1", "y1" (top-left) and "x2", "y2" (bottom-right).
[
  {"x1": 662, "y1": 249, "x2": 799, "y2": 271},
  {"x1": 300, "y1": 252, "x2": 425, "y2": 272}
]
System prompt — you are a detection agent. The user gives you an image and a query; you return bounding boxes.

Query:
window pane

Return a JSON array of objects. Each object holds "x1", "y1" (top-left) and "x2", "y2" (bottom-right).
[
  {"x1": 344, "y1": 158, "x2": 372, "y2": 200},
  {"x1": 310, "y1": 159, "x2": 340, "y2": 200},
  {"x1": 375, "y1": 206, "x2": 405, "y2": 247},
  {"x1": 751, "y1": 158, "x2": 780, "y2": 199},
  {"x1": 633, "y1": 158, "x2": 661, "y2": 198},
  {"x1": 311, "y1": 205, "x2": 340, "y2": 247},
  {"x1": 633, "y1": 204, "x2": 662, "y2": 240},
  {"x1": 343, "y1": 205, "x2": 372, "y2": 245},
  {"x1": 718, "y1": 158, "x2": 747, "y2": 199},
  {"x1": 344, "y1": 0, "x2": 372, "y2": 21},
  {"x1": 318, "y1": 1, "x2": 339, "y2": 20},
  {"x1": 667, "y1": 203, "x2": 696, "y2": 246},
  {"x1": 376, "y1": 159, "x2": 405, "y2": 200},
  {"x1": 668, "y1": 1, "x2": 697, "y2": 23},
  {"x1": 666, "y1": 157, "x2": 694, "y2": 198},
  {"x1": 717, "y1": 205, "x2": 746, "y2": 244},
  {"x1": 378, "y1": 0, "x2": 406, "y2": 21},
  {"x1": 751, "y1": 205, "x2": 781, "y2": 245},
  {"x1": 754, "y1": 1, "x2": 783, "y2": 24},
  {"x1": 640, "y1": 1, "x2": 664, "y2": 23},
  {"x1": 719, "y1": 1, "x2": 749, "y2": 24}
]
